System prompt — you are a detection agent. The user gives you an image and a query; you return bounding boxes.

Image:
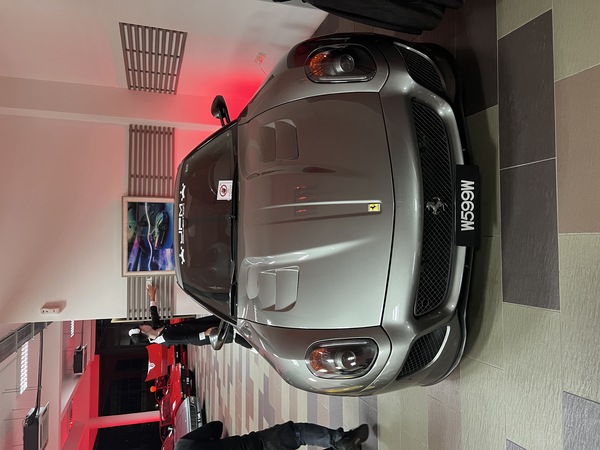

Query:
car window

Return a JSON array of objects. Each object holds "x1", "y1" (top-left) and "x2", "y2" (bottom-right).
[{"x1": 176, "y1": 126, "x2": 236, "y2": 319}]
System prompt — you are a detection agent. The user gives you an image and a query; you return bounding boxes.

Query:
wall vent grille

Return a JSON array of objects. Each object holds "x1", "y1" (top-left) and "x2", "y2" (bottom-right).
[
  {"x1": 128, "y1": 125, "x2": 174, "y2": 197},
  {"x1": 119, "y1": 22, "x2": 187, "y2": 94}
]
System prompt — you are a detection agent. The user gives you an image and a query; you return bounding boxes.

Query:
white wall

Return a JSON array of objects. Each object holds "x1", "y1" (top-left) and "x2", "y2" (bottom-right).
[{"x1": 0, "y1": 115, "x2": 129, "y2": 322}]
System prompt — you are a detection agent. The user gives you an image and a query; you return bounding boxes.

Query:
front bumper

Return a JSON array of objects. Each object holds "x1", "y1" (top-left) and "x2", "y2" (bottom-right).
[{"x1": 375, "y1": 39, "x2": 473, "y2": 392}]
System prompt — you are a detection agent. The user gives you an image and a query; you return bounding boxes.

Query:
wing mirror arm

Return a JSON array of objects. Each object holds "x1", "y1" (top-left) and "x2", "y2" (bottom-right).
[
  {"x1": 208, "y1": 320, "x2": 231, "y2": 351},
  {"x1": 211, "y1": 95, "x2": 231, "y2": 126}
]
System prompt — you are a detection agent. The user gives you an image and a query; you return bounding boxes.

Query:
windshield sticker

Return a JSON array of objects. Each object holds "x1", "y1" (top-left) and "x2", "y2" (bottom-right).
[
  {"x1": 217, "y1": 180, "x2": 233, "y2": 201},
  {"x1": 178, "y1": 183, "x2": 186, "y2": 264}
]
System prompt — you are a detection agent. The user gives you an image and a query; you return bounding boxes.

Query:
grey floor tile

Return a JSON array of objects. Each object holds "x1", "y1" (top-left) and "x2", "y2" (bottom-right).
[
  {"x1": 428, "y1": 397, "x2": 461, "y2": 450},
  {"x1": 329, "y1": 396, "x2": 343, "y2": 429},
  {"x1": 503, "y1": 304, "x2": 562, "y2": 450},
  {"x1": 307, "y1": 391, "x2": 319, "y2": 423},
  {"x1": 400, "y1": 387, "x2": 429, "y2": 447},
  {"x1": 401, "y1": 433, "x2": 427, "y2": 450},
  {"x1": 460, "y1": 357, "x2": 506, "y2": 450},
  {"x1": 563, "y1": 392, "x2": 600, "y2": 450},
  {"x1": 258, "y1": 387, "x2": 265, "y2": 429},
  {"x1": 500, "y1": 159, "x2": 559, "y2": 310},
  {"x1": 360, "y1": 395, "x2": 378, "y2": 410},
  {"x1": 498, "y1": 11, "x2": 555, "y2": 168},
  {"x1": 507, "y1": 440, "x2": 527, "y2": 450},
  {"x1": 556, "y1": 64, "x2": 600, "y2": 233},
  {"x1": 342, "y1": 397, "x2": 361, "y2": 431},
  {"x1": 377, "y1": 391, "x2": 402, "y2": 450},
  {"x1": 554, "y1": 0, "x2": 600, "y2": 80},
  {"x1": 359, "y1": 398, "x2": 379, "y2": 450},
  {"x1": 465, "y1": 236, "x2": 504, "y2": 368},
  {"x1": 497, "y1": 0, "x2": 551, "y2": 38},
  {"x1": 428, "y1": 365, "x2": 460, "y2": 411},
  {"x1": 559, "y1": 234, "x2": 600, "y2": 404}
]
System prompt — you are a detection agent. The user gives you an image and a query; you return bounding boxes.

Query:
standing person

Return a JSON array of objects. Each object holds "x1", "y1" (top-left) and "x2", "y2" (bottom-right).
[
  {"x1": 174, "y1": 420, "x2": 369, "y2": 450},
  {"x1": 128, "y1": 285, "x2": 252, "y2": 349}
]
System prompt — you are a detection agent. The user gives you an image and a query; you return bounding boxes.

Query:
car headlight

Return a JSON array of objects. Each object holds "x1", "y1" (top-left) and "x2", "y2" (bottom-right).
[
  {"x1": 305, "y1": 45, "x2": 376, "y2": 83},
  {"x1": 305, "y1": 339, "x2": 378, "y2": 379}
]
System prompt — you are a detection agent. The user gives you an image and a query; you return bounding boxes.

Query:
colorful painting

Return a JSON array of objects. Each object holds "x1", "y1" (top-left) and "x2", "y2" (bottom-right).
[{"x1": 122, "y1": 197, "x2": 175, "y2": 276}]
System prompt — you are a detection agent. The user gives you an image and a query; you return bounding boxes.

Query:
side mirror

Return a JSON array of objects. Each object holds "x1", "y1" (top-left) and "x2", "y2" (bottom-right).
[
  {"x1": 208, "y1": 320, "x2": 231, "y2": 351},
  {"x1": 211, "y1": 95, "x2": 231, "y2": 126}
]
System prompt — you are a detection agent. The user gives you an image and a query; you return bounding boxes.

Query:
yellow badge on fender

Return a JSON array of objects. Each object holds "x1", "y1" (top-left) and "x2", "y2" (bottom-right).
[{"x1": 368, "y1": 203, "x2": 381, "y2": 212}]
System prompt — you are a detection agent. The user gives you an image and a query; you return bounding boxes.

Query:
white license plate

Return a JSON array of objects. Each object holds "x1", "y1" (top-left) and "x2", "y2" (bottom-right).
[{"x1": 455, "y1": 165, "x2": 480, "y2": 247}]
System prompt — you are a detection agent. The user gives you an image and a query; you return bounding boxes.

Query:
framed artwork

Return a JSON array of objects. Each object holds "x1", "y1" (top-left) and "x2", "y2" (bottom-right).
[{"x1": 122, "y1": 196, "x2": 175, "y2": 277}]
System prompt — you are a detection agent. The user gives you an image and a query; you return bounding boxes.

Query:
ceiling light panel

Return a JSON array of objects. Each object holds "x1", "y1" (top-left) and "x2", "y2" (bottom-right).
[{"x1": 119, "y1": 22, "x2": 187, "y2": 94}]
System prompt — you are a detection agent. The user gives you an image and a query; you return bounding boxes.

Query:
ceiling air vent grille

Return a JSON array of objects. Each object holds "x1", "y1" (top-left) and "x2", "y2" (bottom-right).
[{"x1": 119, "y1": 22, "x2": 187, "y2": 94}]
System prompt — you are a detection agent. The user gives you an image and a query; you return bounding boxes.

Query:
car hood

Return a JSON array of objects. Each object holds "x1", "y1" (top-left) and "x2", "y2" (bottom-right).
[{"x1": 236, "y1": 93, "x2": 394, "y2": 329}]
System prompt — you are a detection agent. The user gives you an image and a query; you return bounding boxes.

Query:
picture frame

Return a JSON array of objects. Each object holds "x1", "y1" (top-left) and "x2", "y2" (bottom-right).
[{"x1": 122, "y1": 196, "x2": 175, "y2": 277}]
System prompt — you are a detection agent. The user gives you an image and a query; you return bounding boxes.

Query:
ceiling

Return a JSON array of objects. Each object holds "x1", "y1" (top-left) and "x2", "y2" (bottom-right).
[{"x1": 0, "y1": 0, "x2": 327, "y2": 102}]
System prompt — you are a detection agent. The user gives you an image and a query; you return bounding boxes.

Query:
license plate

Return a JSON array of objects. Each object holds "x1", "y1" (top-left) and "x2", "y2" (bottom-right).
[{"x1": 455, "y1": 165, "x2": 480, "y2": 247}]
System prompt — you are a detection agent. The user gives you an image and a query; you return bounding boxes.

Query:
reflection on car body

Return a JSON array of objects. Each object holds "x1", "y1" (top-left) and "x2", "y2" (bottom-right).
[{"x1": 175, "y1": 33, "x2": 480, "y2": 396}]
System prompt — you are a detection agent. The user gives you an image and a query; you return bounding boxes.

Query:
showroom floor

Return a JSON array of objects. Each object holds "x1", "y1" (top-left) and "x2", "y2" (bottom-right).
[{"x1": 188, "y1": 1, "x2": 600, "y2": 449}]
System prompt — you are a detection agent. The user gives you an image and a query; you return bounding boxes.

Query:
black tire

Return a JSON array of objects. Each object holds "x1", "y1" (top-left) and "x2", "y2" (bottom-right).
[
  {"x1": 304, "y1": 0, "x2": 463, "y2": 34},
  {"x1": 425, "y1": 0, "x2": 463, "y2": 7}
]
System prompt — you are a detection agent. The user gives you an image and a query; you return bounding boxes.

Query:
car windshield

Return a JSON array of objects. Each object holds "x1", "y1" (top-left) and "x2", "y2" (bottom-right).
[{"x1": 175, "y1": 125, "x2": 237, "y2": 320}]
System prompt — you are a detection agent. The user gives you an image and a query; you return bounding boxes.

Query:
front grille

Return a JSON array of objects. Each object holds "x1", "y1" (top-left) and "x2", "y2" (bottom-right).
[
  {"x1": 189, "y1": 400, "x2": 197, "y2": 419},
  {"x1": 412, "y1": 102, "x2": 453, "y2": 316},
  {"x1": 397, "y1": 327, "x2": 448, "y2": 379},
  {"x1": 396, "y1": 44, "x2": 444, "y2": 95}
]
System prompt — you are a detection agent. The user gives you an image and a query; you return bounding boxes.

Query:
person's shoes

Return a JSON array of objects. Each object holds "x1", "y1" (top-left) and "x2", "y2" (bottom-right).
[{"x1": 334, "y1": 424, "x2": 369, "y2": 450}]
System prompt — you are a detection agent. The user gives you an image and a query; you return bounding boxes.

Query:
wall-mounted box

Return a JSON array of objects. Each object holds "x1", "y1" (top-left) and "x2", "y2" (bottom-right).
[
  {"x1": 40, "y1": 301, "x2": 65, "y2": 315},
  {"x1": 73, "y1": 345, "x2": 87, "y2": 375}
]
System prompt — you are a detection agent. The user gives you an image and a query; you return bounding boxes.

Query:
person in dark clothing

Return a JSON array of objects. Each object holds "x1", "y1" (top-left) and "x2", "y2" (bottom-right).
[
  {"x1": 174, "y1": 420, "x2": 369, "y2": 450},
  {"x1": 129, "y1": 285, "x2": 252, "y2": 349}
]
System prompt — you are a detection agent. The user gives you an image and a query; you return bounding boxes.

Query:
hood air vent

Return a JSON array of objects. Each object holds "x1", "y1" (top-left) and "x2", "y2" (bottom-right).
[
  {"x1": 259, "y1": 120, "x2": 299, "y2": 163},
  {"x1": 119, "y1": 22, "x2": 187, "y2": 94}
]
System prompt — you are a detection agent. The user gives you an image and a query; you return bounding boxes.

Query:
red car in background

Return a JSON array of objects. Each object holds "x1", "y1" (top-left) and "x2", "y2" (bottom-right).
[
  {"x1": 161, "y1": 430, "x2": 175, "y2": 450},
  {"x1": 145, "y1": 343, "x2": 194, "y2": 449},
  {"x1": 166, "y1": 362, "x2": 195, "y2": 419}
]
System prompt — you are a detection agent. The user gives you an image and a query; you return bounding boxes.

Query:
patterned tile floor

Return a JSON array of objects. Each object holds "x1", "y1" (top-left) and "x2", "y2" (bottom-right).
[{"x1": 189, "y1": 1, "x2": 600, "y2": 449}]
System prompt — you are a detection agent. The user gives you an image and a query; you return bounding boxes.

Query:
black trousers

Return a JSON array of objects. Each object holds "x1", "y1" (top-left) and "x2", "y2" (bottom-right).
[
  {"x1": 257, "y1": 421, "x2": 342, "y2": 450},
  {"x1": 174, "y1": 420, "x2": 342, "y2": 450},
  {"x1": 160, "y1": 316, "x2": 252, "y2": 349}
]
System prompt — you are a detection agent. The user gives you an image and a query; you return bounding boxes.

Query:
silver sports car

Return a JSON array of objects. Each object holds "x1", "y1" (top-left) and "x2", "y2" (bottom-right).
[{"x1": 174, "y1": 33, "x2": 479, "y2": 396}]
